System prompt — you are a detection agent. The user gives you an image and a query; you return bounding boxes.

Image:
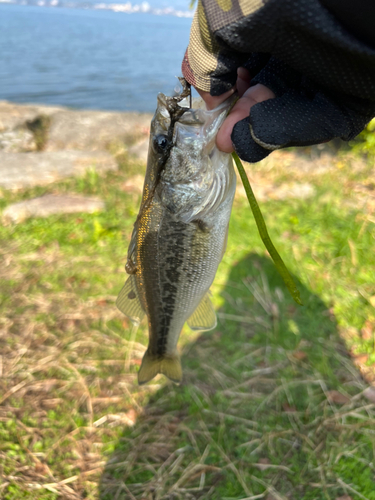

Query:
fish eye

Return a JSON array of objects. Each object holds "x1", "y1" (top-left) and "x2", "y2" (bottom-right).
[{"x1": 154, "y1": 134, "x2": 169, "y2": 153}]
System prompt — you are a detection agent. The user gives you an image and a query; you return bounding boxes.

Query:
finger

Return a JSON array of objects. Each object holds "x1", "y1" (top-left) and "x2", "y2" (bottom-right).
[
  {"x1": 195, "y1": 86, "x2": 236, "y2": 110},
  {"x1": 216, "y1": 84, "x2": 275, "y2": 152},
  {"x1": 237, "y1": 67, "x2": 252, "y2": 97}
]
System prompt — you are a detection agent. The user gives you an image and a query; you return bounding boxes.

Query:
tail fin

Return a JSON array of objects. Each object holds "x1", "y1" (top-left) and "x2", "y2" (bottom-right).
[{"x1": 138, "y1": 350, "x2": 182, "y2": 385}]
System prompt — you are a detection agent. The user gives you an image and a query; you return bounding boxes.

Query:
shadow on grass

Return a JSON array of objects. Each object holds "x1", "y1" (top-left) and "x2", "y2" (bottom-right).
[{"x1": 99, "y1": 253, "x2": 372, "y2": 500}]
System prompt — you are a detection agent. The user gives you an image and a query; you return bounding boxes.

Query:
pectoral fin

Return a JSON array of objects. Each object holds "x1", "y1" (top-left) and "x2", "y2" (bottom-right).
[
  {"x1": 138, "y1": 350, "x2": 182, "y2": 385},
  {"x1": 187, "y1": 292, "x2": 217, "y2": 331},
  {"x1": 116, "y1": 275, "x2": 145, "y2": 325}
]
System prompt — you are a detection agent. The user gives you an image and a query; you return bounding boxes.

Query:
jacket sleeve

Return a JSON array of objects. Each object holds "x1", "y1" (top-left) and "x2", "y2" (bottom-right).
[{"x1": 182, "y1": 0, "x2": 375, "y2": 102}]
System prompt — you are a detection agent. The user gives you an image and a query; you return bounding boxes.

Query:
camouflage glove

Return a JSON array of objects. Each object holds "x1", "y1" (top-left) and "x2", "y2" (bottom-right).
[
  {"x1": 183, "y1": 0, "x2": 375, "y2": 163},
  {"x1": 232, "y1": 57, "x2": 375, "y2": 163}
]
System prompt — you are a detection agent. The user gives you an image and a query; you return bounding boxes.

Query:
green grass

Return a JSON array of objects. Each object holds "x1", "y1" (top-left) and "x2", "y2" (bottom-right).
[{"x1": 1, "y1": 147, "x2": 375, "y2": 499}]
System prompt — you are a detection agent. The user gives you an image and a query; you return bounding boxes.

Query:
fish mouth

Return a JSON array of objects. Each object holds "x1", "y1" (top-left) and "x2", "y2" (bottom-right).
[
  {"x1": 157, "y1": 77, "x2": 191, "y2": 124},
  {"x1": 153, "y1": 78, "x2": 192, "y2": 165},
  {"x1": 172, "y1": 90, "x2": 237, "y2": 156},
  {"x1": 139, "y1": 79, "x2": 192, "y2": 218},
  {"x1": 151, "y1": 80, "x2": 235, "y2": 204},
  {"x1": 157, "y1": 77, "x2": 234, "y2": 121},
  {"x1": 155, "y1": 79, "x2": 237, "y2": 162}
]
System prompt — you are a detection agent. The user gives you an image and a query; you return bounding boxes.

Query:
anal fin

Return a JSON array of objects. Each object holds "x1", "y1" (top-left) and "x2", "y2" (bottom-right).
[
  {"x1": 187, "y1": 292, "x2": 217, "y2": 331},
  {"x1": 138, "y1": 350, "x2": 182, "y2": 385},
  {"x1": 116, "y1": 275, "x2": 145, "y2": 325}
]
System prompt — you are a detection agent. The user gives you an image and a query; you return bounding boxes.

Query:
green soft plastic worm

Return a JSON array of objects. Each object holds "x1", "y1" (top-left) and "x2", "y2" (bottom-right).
[{"x1": 232, "y1": 152, "x2": 303, "y2": 306}]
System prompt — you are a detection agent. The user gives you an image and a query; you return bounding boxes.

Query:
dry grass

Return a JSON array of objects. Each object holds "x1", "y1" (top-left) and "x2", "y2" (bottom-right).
[
  {"x1": 1, "y1": 146, "x2": 375, "y2": 499},
  {"x1": 0, "y1": 234, "x2": 152, "y2": 498}
]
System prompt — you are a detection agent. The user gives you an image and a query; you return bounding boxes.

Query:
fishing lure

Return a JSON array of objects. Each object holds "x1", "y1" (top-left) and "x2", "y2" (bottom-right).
[{"x1": 232, "y1": 152, "x2": 303, "y2": 306}]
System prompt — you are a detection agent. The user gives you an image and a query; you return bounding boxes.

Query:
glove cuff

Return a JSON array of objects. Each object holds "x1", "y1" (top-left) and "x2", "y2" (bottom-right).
[{"x1": 232, "y1": 117, "x2": 272, "y2": 163}]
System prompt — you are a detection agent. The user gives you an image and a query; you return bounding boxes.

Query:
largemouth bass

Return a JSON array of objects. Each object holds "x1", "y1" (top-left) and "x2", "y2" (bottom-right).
[{"x1": 116, "y1": 79, "x2": 236, "y2": 385}]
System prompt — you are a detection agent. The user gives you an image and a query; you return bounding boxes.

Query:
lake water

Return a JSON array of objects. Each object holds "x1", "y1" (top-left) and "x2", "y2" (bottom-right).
[{"x1": 0, "y1": 3, "x2": 192, "y2": 112}]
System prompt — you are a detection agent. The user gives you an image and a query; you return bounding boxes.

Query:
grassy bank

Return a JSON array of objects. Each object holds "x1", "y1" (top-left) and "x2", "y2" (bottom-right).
[{"x1": 1, "y1": 147, "x2": 375, "y2": 499}]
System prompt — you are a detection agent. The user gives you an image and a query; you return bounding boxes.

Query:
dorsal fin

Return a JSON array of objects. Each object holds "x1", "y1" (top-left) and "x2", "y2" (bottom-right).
[
  {"x1": 187, "y1": 292, "x2": 217, "y2": 331},
  {"x1": 116, "y1": 275, "x2": 145, "y2": 325}
]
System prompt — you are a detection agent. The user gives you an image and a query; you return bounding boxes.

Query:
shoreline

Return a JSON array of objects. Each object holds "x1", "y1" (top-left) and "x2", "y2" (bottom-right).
[
  {"x1": 0, "y1": 99, "x2": 153, "y2": 154},
  {"x1": 0, "y1": 99, "x2": 152, "y2": 191},
  {"x1": 0, "y1": 98, "x2": 154, "y2": 119}
]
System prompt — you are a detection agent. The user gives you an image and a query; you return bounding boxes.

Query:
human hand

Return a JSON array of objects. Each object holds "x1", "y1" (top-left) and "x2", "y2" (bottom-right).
[
  {"x1": 183, "y1": 0, "x2": 375, "y2": 163},
  {"x1": 197, "y1": 59, "x2": 375, "y2": 163},
  {"x1": 196, "y1": 67, "x2": 276, "y2": 154}
]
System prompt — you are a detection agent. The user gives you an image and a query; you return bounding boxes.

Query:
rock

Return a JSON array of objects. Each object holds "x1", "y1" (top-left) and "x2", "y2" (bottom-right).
[
  {"x1": 0, "y1": 101, "x2": 63, "y2": 153},
  {"x1": 127, "y1": 137, "x2": 149, "y2": 163},
  {"x1": 0, "y1": 128, "x2": 36, "y2": 152},
  {"x1": 45, "y1": 109, "x2": 152, "y2": 151},
  {"x1": 0, "y1": 101, "x2": 152, "y2": 153},
  {"x1": 0, "y1": 101, "x2": 62, "y2": 153},
  {"x1": 0, "y1": 100, "x2": 62, "y2": 131},
  {"x1": 0, "y1": 150, "x2": 117, "y2": 190},
  {"x1": 3, "y1": 194, "x2": 105, "y2": 223}
]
